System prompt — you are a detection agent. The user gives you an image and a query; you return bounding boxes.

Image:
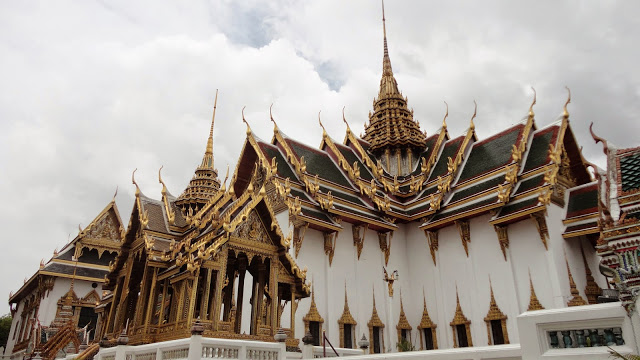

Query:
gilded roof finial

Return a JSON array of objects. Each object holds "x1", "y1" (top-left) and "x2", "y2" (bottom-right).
[
  {"x1": 563, "y1": 86, "x2": 571, "y2": 118},
  {"x1": 269, "y1": 103, "x2": 280, "y2": 133},
  {"x1": 381, "y1": 0, "x2": 393, "y2": 77},
  {"x1": 423, "y1": 287, "x2": 427, "y2": 309},
  {"x1": 488, "y1": 276, "x2": 496, "y2": 306},
  {"x1": 206, "y1": 89, "x2": 218, "y2": 157},
  {"x1": 112, "y1": 186, "x2": 118, "y2": 203},
  {"x1": 470, "y1": 100, "x2": 477, "y2": 131},
  {"x1": 589, "y1": 122, "x2": 609, "y2": 156},
  {"x1": 529, "y1": 87, "x2": 537, "y2": 117},
  {"x1": 132, "y1": 168, "x2": 141, "y2": 197},
  {"x1": 442, "y1": 101, "x2": 449, "y2": 129},
  {"x1": 318, "y1": 111, "x2": 327, "y2": 137},
  {"x1": 242, "y1": 106, "x2": 252, "y2": 136},
  {"x1": 158, "y1": 166, "x2": 168, "y2": 193},
  {"x1": 527, "y1": 269, "x2": 544, "y2": 311}
]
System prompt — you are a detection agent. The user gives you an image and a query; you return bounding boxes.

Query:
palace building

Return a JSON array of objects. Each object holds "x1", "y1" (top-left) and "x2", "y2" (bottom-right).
[{"x1": 7, "y1": 4, "x2": 639, "y2": 360}]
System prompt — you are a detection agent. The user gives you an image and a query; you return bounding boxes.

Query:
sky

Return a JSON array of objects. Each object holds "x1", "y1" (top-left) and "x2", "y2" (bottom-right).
[{"x1": 1, "y1": 0, "x2": 639, "y2": 315}]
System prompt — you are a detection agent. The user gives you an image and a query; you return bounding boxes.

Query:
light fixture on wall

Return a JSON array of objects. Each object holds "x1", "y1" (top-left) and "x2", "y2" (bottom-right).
[{"x1": 383, "y1": 267, "x2": 399, "y2": 297}]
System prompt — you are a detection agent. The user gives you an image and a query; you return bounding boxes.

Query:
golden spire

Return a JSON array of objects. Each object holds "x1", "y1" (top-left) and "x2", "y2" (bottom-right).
[
  {"x1": 175, "y1": 92, "x2": 221, "y2": 209},
  {"x1": 303, "y1": 283, "x2": 324, "y2": 324},
  {"x1": 485, "y1": 277, "x2": 507, "y2": 320},
  {"x1": 338, "y1": 281, "x2": 356, "y2": 326},
  {"x1": 396, "y1": 289, "x2": 411, "y2": 332},
  {"x1": 111, "y1": 186, "x2": 118, "y2": 203},
  {"x1": 527, "y1": 270, "x2": 544, "y2": 311},
  {"x1": 581, "y1": 246, "x2": 602, "y2": 304},
  {"x1": 204, "y1": 89, "x2": 219, "y2": 160},
  {"x1": 362, "y1": 0, "x2": 426, "y2": 157},
  {"x1": 368, "y1": 285, "x2": 384, "y2": 329},
  {"x1": 419, "y1": 288, "x2": 435, "y2": 329},
  {"x1": 566, "y1": 256, "x2": 587, "y2": 306}
]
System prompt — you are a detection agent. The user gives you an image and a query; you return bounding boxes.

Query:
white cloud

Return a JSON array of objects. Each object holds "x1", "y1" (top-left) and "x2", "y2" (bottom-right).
[{"x1": 1, "y1": 0, "x2": 639, "y2": 314}]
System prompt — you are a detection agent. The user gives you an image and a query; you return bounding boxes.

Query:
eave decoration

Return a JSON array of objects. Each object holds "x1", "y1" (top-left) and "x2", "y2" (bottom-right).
[{"x1": 352, "y1": 224, "x2": 368, "y2": 260}]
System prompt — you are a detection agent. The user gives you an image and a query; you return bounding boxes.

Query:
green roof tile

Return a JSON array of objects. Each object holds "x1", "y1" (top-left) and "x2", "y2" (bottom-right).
[
  {"x1": 429, "y1": 137, "x2": 463, "y2": 181},
  {"x1": 620, "y1": 152, "x2": 640, "y2": 192},
  {"x1": 522, "y1": 127, "x2": 557, "y2": 172},
  {"x1": 566, "y1": 184, "x2": 598, "y2": 218},
  {"x1": 287, "y1": 139, "x2": 353, "y2": 188},
  {"x1": 449, "y1": 175, "x2": 505, "y2": 204},
  {"x1": 457, "y1": 125, "x2": 522, "y2": 182},
  {"x1": 514, "y1": 174, "x2": 545, "y2": 195}
]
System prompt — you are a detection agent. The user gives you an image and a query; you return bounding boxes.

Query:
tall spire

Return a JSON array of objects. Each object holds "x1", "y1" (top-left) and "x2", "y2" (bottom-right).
[
  {"x1": 202, "y1": 89, "x2": 218, "y2": 169},
  {"x1": 176, "y1": 90, "x2": 221, "y2": 210},
  {"x1": 378, "y1": 0, "x2": 399, "y2": 98},
  {"x1": 363, "y1": 1, "x2": 426, "y2": 163}
]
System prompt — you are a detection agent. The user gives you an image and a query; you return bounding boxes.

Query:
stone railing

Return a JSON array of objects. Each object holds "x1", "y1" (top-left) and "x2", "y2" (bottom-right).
[
  {"x1": 518, "y1": 302, "x2": 639, "y2": 359},
  {"x1": 95, "y1": 336, "x2": 286, "y2": 360}
]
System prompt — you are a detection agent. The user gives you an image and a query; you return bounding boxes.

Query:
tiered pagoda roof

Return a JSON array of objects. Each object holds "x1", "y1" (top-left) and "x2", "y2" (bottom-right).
[{"x1": 362, "y1": 4, "x2": 426, "y2": 153}]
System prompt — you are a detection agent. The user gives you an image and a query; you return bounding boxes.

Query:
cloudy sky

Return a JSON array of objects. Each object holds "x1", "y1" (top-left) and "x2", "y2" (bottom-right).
[{"x1": 1, "y1": 0, "x2": 639, "y2": 314}]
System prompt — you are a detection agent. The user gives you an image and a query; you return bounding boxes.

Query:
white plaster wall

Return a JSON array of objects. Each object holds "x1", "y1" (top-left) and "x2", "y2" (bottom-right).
[
  {"x1": 5, "y1": 277, "x2": 103, "y2": 356},
  {"x1": 276, "y1": 199, "x2": 608, "y2": 352}
]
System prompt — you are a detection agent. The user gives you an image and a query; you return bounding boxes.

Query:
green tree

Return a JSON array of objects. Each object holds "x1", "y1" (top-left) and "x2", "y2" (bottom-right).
[{"x1": 0, "y1": 313, "x2": 12, "y2": 349}]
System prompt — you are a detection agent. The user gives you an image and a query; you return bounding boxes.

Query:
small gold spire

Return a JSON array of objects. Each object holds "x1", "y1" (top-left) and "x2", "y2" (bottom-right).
[
  {"x1": 562, "y1": 86, "x2": 571, "y2": 118},
  {"x1": 529, "y1": 87, "x2": 537, "y2": 117},
  {"x1": 470, "y1": 100, "x2": 477, "y2": 131},
  {"x1": 132, "y1": 168, "x2": 140, "y2": 197},
  {"x1": 442, "y1": 101, "x2": 449, "y2": 129},
  {"x1": 566, "y1": 256, "x2": 587, "y2": 306},
  {"x1": 111, "y1": 186, "x2": 118, "y2": 203},
  {"x1": 205, "y1": 89, "x2": 218, "y2": 157},
  {"x1": 527, "y1": 270, "x2": 544, "y2": 311}
]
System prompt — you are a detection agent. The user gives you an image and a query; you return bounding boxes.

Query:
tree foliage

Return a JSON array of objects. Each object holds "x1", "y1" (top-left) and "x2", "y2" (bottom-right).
[{"x1": 0, "y1": 313, "x2": 12, "y2": 349}]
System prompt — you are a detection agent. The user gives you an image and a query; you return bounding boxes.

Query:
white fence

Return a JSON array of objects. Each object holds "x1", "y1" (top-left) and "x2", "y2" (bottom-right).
[
  {"x1": 95, "y1": 336, "x2": 286, "y2": 360},
  {"x1": 93, "y1": 302, "x2": 640, "y2": 360}
]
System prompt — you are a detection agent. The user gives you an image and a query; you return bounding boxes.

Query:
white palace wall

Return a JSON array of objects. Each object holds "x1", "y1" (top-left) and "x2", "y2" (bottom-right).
[{"x1": 271, "y1": 198, "x2": 607, "y2": 352}]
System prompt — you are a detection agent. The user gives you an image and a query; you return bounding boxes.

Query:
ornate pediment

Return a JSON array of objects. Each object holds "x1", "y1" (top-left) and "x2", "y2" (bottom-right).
[
  {"x1": 232, "y1": 210, "x2": 272, "y2": 245},
  {"x1": 84, "y1": 208, "x2": 122, "y2": 242}
]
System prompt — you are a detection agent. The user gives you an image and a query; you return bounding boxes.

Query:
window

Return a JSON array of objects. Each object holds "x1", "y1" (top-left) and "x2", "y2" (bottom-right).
[
  {"x1": 373, "y1": 326, "x2": 382, "y2": 353},
  {"x1": 343, "y1": 324, "x2": 352, "y2": 348},
  {"x1": 423, "y1": 328, "x2": 434, "y2": 350},
  {"x1": 401, "y1": 329, "x2": 408, "y2": 341},
  {"x1": 309, "y1": 321, "x2": 321, "y2": 346},
  {"x1": 456, "y1": 324, "x2": 469, "y2": 348},
  {"x1": 491, "y1": 320, "x2": 505, "y2": 345}
]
